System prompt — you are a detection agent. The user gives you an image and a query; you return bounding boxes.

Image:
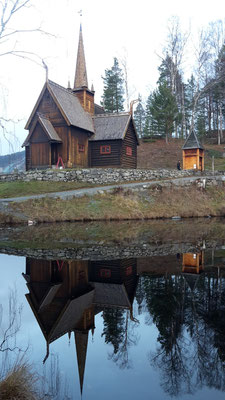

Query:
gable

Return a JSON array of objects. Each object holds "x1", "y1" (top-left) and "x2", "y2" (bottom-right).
[
  {"x1": 23, "y1": 115, "x2": 62, "y2": 147},
  {"x1": 124, "y1": 119, "x2": 139, "y2": 144},
  {"x1": 25, "y1": 84, "x2": 66, "y2": 131},
  {"x1": 37, "y1": 89, "x2": 66, "y2": 125},
  {"x1": 25, "y1": 80, "x2": 95, "y2": 134}
]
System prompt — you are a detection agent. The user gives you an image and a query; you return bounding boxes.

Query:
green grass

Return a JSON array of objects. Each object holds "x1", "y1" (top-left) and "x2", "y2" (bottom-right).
[{"x1": 0, "y1": 180, "x2": 95, "y2": 198}]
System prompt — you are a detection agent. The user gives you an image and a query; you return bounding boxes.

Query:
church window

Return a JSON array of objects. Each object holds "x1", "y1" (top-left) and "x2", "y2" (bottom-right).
[
  {"x1": 78, "y1": 144, "x2": 85, "y2": 152},
  {"x1": 126, "y1": 266, "x2": 132, "y2": 275},
  {"x1": 100, "y1": 145, "x2": 111, "y2": 154},
  {"x1": 126, "y1": 146, "x2": 132, "y2": 156},
  {"x1": 99, "y1": 268, "x2": 111, "y2": 278}
]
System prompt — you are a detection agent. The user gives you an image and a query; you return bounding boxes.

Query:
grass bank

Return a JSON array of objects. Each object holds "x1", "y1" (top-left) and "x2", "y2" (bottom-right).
[
  {"x1": 2, "y1": 185, "x2": 225, "y2": 224},
  {"x1": 0, "y1": 180, "x2": 96, "y2": 198}
]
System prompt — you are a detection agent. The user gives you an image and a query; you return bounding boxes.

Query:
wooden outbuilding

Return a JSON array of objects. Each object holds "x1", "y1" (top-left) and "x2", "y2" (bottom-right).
[
  {"x1": 182, "y1": 251, "x2": 204, "y2": 275},
  {"x1": 23, "y1": 25, "x2": 139, "y2": 170},
  {"x1": 182, "y1": 131, "x2": 204, "y2": 171}
]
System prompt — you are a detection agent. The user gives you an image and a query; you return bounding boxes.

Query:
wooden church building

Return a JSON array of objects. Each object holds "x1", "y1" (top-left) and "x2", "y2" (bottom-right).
[
  {"x1": 182, "y1": 130, "x2": 204, "y2": 171},
  {"x1": 23, "y1": 25, "x2": 139, "y2": 170}
]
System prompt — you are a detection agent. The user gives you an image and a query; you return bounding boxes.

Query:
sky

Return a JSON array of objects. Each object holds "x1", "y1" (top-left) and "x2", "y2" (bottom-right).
[{"x1": 0, "y1": 0, "x2": 225, "y2": 155}]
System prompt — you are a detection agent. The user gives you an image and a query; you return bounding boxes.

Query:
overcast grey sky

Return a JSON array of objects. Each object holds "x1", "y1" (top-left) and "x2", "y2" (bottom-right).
[{"x1": 0, "y1": 0, "x2": 225, "y2": 154}]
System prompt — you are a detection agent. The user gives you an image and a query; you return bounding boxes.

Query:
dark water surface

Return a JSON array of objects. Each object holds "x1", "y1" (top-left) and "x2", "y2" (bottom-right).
[{"x1": 0, "y1": 219, "x2": 225, "y2": 399}]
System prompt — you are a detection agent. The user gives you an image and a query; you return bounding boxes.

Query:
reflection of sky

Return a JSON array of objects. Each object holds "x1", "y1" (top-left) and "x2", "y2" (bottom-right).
[{"x1": 1, "y1": 254, "x2": 225, "y2": 400}]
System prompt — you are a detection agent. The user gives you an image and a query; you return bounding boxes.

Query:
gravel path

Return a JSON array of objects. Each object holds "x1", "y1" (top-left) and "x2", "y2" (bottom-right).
[{"x1": 0, "y1": 175, "x2": 224, "y2": 204}]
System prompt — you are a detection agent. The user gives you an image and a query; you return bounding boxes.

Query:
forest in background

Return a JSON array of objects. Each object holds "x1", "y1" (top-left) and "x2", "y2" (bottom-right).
[{"x1": 101, "y1": 17, "x2": 225, "y2": 145}]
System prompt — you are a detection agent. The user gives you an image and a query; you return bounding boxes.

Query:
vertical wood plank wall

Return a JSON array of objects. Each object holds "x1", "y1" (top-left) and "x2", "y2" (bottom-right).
[{"x1": 121, "y1": 121, "x2": 138, "y2": 168}]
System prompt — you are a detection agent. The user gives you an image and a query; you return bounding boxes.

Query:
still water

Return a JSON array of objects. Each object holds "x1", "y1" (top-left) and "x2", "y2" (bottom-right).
[{"x1": 0, "y1": 219, "x2": 225, "y2": 399}]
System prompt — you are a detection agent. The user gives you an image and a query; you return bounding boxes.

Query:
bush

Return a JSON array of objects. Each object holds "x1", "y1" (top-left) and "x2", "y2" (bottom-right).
[{"x1": 0, "y1": 364, "x2": 39, "y2": 400}]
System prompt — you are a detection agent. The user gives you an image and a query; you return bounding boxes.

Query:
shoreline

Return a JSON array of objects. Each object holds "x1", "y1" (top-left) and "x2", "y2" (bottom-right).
[{"x1": 0, "y1": 176, "x2": 224, "y2": 226}]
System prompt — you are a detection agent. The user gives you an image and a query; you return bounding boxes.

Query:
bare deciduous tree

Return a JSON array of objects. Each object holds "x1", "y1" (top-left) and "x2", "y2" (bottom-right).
[{"x1": 0, "y1": 0, "x2": 53, "y2": 154}]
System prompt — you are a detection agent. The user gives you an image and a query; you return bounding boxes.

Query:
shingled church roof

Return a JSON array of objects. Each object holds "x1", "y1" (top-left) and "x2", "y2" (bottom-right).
[
  {"x1": 182, "y1": 130, "x2": 204, "y2": 150},
  {"x1": 91, "y1": 113, "x2": 139, "y2": 143},
  {"x1": 25, "y1": 80, "x2": 94, "y2": 134}
]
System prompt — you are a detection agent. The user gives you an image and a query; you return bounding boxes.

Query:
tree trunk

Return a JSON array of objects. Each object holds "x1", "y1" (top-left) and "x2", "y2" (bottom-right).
[{"x1": 219, "y1": 102, "x2": 223, "y2": 145}]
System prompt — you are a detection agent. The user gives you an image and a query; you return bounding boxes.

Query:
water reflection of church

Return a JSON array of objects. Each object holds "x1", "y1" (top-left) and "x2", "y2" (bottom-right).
[{"x1": 23, "y1": 258, "x2": 138, "y2": 393}]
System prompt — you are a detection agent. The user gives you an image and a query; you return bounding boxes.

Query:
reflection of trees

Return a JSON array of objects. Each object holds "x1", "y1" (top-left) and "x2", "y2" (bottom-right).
[
  {"x1": 102, "y1": 308, "x2": 139, "y2": 369},
  {"x1": 143, "y1": 272, "x2": 225, "y2": 397},
  {"x1": 0, "y1": 288, "x2": 71, "y2": 399},
  {"x1": 41, "y1": 353, "x2": 71, "y2": 400},
  {"x1": 0, "y1": 287, "x2": 25, "y2": 378}
]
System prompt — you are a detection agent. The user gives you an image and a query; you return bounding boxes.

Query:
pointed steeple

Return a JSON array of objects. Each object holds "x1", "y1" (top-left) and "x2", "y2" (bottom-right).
[
  {"x1": 74, "y1": 24, "x2": 88, "y2": 89},
  {"x1": 74, "y1": 331, "x2": 89, "y2": 395}
]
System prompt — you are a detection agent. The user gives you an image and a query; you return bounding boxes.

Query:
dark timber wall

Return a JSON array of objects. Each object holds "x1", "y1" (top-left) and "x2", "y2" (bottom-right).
[
  {"x1": 121, "y1": 120, "x2": 137, "y2": 168},
  {"x1": 89, "y1": 140, "x2": 121, "y2": 167}
]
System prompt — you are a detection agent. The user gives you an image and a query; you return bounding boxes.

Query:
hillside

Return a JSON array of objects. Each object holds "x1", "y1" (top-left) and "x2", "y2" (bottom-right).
[
  {"x1": 137, "y1": 139, "x2": 225, "y2": 170},
  {"x1": 0, "y1": 141, "x2": 224, "y2": 174},
  {"x1": 0, "y1": 150, "x2": 25, "y2": 173}
]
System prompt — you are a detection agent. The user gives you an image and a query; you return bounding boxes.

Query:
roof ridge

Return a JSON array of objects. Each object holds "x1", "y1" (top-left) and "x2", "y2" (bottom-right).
[
  {"x1": 93, "y1": 112, "x2": 130, "y2": 118},
  {"x1": 48, "y1": 80, "x2": 77, "y2": 98}
]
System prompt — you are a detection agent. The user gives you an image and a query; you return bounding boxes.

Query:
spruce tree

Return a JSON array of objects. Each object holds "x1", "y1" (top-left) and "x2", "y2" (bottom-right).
[
  {"x1": 101, "y1": 58, "x2": 125, "y2": 113},
  {"x1": 149, "y1": 82, "x2": 180, "y2": 143}
]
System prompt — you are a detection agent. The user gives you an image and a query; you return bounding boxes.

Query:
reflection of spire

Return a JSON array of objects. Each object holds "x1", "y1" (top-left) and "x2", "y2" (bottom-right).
[
  {"x1": 74, "y1": 331, "x2": 89, "y2": 395},
  {"x1": 74, "y1": 24, "x2": 88, "y2": 89}
]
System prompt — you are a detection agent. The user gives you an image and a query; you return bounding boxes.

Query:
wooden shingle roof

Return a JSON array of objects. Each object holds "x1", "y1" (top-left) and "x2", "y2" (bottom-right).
[
  {"x1": 90, "y1": 113, "x2": 139, "y2": 143},
  {"x1": 182, "y1": 131, "x2": 204, "y2": 150},
  {"x1": 74, "y1": 24, "x2": 88, "y2": 89},
  {"x1": 22, "y1": 113, "x2": 62, "y2": 146},
  {"x1": 92, "y1": 282, "x2": 131, "y2": 308},
  {"x1": 25, "y1": 80, "x2": 94, "y2": 134},
  {"x1": 48, "y1": 81, "x2": 94, "y2": 133}
]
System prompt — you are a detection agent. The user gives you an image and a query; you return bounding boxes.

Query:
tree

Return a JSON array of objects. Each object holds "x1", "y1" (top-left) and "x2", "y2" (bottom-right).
[
  {"x1": 143, "y1": 92, "x2": 154, "y2": 138},
  {"x1": 149, "y1": 82, "x2": 180, "y2": 143},
  {"x1": 0, "y1": 0, "x2": 53, "y2": 153},
  {"x1": 101, "y1": 57, "x2": 125, "y2": 113},
  {"x1": 133, "y1": 96, "x2": 145, "y2": 138}
]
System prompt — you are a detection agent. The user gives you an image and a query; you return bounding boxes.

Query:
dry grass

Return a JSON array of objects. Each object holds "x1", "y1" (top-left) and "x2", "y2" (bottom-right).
[
  {"x1": 0, "y1": 364, "x2": 39, "y2": 400},
  {"x1": 5, "y1": 184, "x2": 225, "y2": 224},
  {"x1": 138, "y1": 139, "x2": 225, "y2": 170}
]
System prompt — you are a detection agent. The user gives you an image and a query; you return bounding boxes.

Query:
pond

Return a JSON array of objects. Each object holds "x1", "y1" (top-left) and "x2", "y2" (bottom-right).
[{"x1": 0, "y1": 219, "x2": 225, "y2": 399}]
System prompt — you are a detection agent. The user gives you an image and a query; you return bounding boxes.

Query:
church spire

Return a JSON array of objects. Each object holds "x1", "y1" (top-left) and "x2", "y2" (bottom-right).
[{"x1": 74, "y1": 24, "x2": 88, "y2": 89}]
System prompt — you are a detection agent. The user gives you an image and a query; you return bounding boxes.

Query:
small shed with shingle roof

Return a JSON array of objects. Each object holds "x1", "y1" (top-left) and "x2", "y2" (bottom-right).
[{"x1": 182, "y1": 131, "x2": 204, "y2": 171}]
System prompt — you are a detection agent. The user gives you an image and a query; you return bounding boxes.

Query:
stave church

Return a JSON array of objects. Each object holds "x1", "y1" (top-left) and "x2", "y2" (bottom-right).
[{"x1": 23, "y1": 25, "x2": 139, "y2": 170}]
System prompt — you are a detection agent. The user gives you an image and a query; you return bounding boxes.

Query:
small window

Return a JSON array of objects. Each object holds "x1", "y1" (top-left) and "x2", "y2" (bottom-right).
[
  {"x1": 126, "y1": 266, "x2": 132, "y2": 276},
  {"x1": 85, "y1": 309, "x2": 92, "y2": 321},
  {"x1": 126, "y1": 146, "x2": 132, "y2": 156},
  {"x1": 100, "y1": 145, "x2": 111, "y2": 154},
  {"x1": 79, "y1": 270, "x2": 86, "y2": 281},
  {"x1": 99, "y1": 268, "x2": 111, "y2": 278},
  {"x1": 78, "y1": 144, "x2": 85, "y2": 152}
]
